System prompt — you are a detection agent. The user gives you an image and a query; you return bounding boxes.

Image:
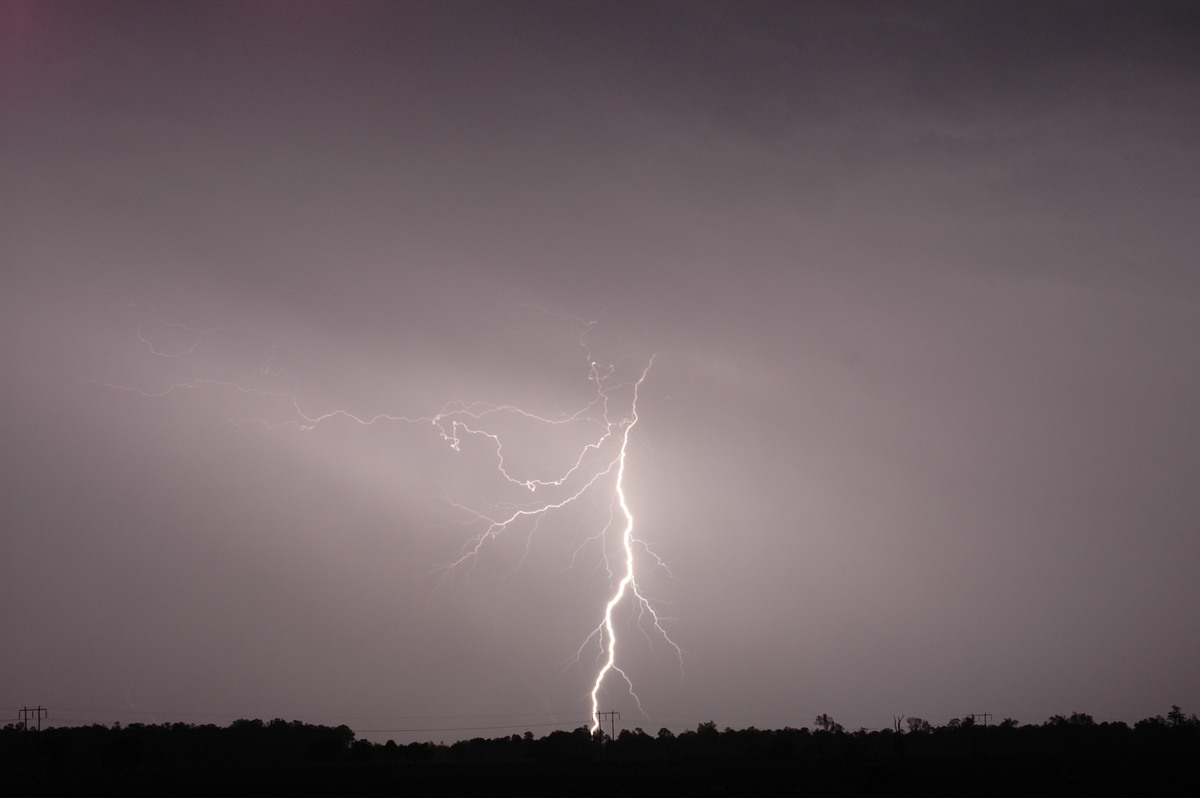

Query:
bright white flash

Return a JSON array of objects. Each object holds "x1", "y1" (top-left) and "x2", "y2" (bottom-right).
[{"x1": 93, "y1": 312, "x2": 682, "y2": 732}]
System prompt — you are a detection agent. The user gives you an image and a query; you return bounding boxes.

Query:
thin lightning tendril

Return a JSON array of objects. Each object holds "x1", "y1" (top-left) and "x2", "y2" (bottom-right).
[
  {"x1": 135, "y1": 309, "x2": 223, "y2": 358},
  {"x1": 92, "y1": 313, "x2": 682, "y2": 732}
]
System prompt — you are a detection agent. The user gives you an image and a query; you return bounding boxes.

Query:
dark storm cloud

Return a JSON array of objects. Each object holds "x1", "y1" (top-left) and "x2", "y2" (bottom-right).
[{"x1": 3, "y1": 1, "x2": 1198, "y2": 739}]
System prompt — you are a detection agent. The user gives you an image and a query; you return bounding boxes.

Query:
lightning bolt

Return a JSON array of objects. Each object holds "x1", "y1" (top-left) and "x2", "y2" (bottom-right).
[
  {"x1": 587, "y1": 358, "x2": 664, "y2": 731},
  {"x1": 93, "y1": 309, "x2": 682, "y2": 731}
]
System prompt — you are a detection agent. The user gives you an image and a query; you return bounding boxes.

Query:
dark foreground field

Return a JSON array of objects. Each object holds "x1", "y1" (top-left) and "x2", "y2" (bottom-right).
[
  {"x1": 5, "y1": 713, "x2": 1198, "y2": 796},
  {"x1": 7, "y1": 754, "x2": 1200, "y2": 797}
]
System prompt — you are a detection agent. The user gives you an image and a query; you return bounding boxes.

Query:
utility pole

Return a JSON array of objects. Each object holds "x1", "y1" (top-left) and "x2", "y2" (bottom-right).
[
  {"x1": 595, "y1": 710, "x2": 620, "y2": 743},
  {"x1": 19, "y1": 706, "x2": 47, "y2": 732},
  {"x1": 970, "y1": 713, "x2": 992, "y2": 757}
]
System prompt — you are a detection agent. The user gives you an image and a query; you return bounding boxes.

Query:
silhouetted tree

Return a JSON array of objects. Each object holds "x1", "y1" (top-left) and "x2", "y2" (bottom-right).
[
  {"x1": 1046, "y1": 712, "x2": 1094, "y2": 727},
  {"x1": 906, "y1": 717, "x2": 932, "y2": 733},
  {"x1": 1166, "y1": 705, "x2": 1198, "y2": 728},
  {"x1": 813, "y1": 714, "x2": 844, "y2": 734}
]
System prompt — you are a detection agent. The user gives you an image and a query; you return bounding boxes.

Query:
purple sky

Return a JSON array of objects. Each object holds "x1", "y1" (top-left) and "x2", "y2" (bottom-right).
[{"x1": 3, "y1": 1, "x2": 1199, "y2": 741}]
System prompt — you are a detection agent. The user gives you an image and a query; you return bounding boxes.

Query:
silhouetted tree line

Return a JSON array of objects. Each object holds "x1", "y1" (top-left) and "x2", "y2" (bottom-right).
[
  {"x1": 4, "y1": 708, "x2": 1198, "y2": 796},
  {"x1": 0, "y1": 717, "x2": 356, "y2": 770},
  {"x1": 430, "y1": 707, "x2": 1200, "y2": 765},
  {"x1": 4, "y1": 707, "x2": 1199, "y2": 766}
]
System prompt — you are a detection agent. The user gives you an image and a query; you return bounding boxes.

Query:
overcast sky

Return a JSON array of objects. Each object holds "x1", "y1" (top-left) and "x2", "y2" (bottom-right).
[{"x1": 3, "y1": 1, "x2": 1199, "y2": 741}]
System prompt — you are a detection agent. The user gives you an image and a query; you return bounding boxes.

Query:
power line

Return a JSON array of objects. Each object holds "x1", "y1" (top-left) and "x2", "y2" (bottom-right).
[
  {"x1": 356, "y1": 720, "x2": 590, "y2": 734},
  {"x1": 19, "y1": 706, "x2": 47, "y2": 732},
  {"x1": 596, "y1": 710, "x2": 620, "y2": 742},
  {"x1": 45, "y1": 706, "x2": 584, "y2": 721}
]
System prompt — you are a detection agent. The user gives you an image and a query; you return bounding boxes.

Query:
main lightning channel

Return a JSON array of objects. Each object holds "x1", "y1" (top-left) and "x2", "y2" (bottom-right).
[{"x1": 585, "y1": 357, "x2": 681, "y2": 732}]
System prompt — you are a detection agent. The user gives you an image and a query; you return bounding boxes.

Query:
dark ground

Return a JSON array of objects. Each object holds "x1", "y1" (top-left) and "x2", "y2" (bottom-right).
[
  {"x1": 5, "y1": 716, "x2": 1198, "y2": 796},
  {"x1": 9, "y1": 748, "x2": 1200, "y2": 797}
]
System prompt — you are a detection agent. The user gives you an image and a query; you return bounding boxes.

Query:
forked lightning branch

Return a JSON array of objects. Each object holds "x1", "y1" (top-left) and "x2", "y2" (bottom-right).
[{"x1": 94, "y1": 312, "x2": 682, "y2": 732}]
